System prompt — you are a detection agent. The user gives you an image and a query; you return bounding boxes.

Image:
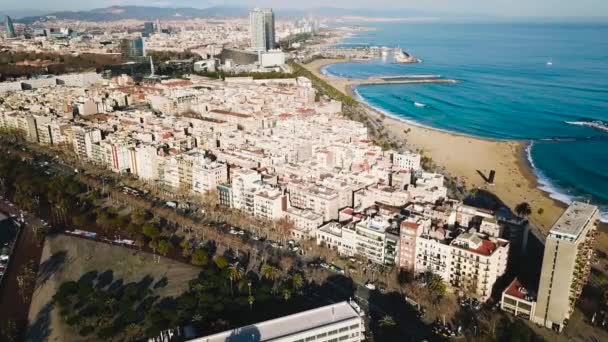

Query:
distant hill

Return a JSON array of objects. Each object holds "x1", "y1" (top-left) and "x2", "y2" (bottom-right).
[
  {"x1": 13, "y1": 5, "x2": 448, "y2": 24},
  {"x1": 15, "y1": 6, "x2": 250, "y2": 24}
]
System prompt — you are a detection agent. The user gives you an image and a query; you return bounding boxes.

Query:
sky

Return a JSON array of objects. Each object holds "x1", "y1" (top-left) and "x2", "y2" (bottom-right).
[{"x1": 1, "y1": 0, "x2": 608, "y2": 18}]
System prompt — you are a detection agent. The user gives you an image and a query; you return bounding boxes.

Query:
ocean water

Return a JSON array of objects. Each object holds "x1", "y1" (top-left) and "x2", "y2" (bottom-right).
[{"x1": 323, "y1": 22, "x2": 608, "y2": 221}]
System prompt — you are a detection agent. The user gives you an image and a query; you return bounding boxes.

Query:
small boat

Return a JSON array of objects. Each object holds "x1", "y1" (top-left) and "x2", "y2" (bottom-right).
[{"x1": 546, "y1": 58, "x2": 553, "y2": 66}]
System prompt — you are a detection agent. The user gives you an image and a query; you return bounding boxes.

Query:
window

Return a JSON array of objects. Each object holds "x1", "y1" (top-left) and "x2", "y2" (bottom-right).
[
  {"x1": 305, "y1": 337, "x2": 316, "y2": 342},
  {"x1": 316, "y1": 333, "x2": 327, "y2": 338},
  {"x1": 339, "y1": 327, "x2": 349, "y2": 332},
  {"x1": 328, "y1": 329, "x2": 338, "y2": 335}
]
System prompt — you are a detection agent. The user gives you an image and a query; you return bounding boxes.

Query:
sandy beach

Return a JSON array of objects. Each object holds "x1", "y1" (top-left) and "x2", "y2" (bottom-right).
[{"x1": 305, "y1": 58, "x2": 566, "y2": 233}]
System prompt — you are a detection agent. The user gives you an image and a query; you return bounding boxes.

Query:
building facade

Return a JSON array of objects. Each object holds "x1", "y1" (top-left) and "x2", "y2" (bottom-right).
[
  {"x1": 249, "y1": 8, "x2": 275, "y2": 52},
  {"x1": 534, "y1": 202, "x2": 599, "y2": 332}
]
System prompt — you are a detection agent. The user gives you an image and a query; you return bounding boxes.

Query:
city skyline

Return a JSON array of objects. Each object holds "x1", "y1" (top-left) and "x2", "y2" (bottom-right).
[{"x1": 1, "y1": 0, "x2": 608, "y2": 18}]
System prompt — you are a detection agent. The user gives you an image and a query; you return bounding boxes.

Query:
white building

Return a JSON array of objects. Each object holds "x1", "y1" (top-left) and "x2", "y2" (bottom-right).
[
  {"x1": 285, "y1": 207, "x2": 324, "y2": 240},
  {"x1": 192, "y1": 159, "x2": 228, "y2": 193},
  {"x1": 415, "y1": 227, "x2": 509, "y2": 301},
  {"x1": 392, "y1": 151, "x2": 421, "y2": 171},
  {"x1": 192, "y1": 300, "x2": 365, "y2": 342}
]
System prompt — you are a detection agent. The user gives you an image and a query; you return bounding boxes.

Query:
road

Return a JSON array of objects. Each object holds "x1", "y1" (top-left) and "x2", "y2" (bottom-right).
[{"x1": 0, "y1": 198, "x2": 46, "y2": 336}]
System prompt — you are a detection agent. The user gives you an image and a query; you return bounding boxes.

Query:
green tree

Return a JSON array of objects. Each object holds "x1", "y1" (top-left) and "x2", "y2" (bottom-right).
[
  {"x1": 142, "y1": 222, "x2": 160, "y2": 239},
  {"x1": 261, "y1": 264, "x2": 279, "y2": 283},
  {"x1": 191, "y1": 248, "x2": 208, "y2": 266},
  {"x1": 282, "y1": 288, "x2": 292, "y2": 302},
  {"x1": 180, "y1": 239, "x2": 192, "y2": 257},
  {"x1": 157, "y1": 239, "x2": 171, "y2": 256},
  {"x1": 379, "y1": 315, "x2": 397, "y2": 328},
  {"x1": 292, "y1": 273, "x2": 304, "y2": 294},
  {"x1": 214, "y1": 256, "x2": 229, "y2": 270},
  {"x1": 226, "y1": 265, "x2": 244, "y2": 295}
]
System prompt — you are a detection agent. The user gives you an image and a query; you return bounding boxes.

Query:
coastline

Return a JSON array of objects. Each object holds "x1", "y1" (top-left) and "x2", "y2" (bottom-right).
[{"x1": 305, "y1": 58, "x2": 566, "y2": 232}]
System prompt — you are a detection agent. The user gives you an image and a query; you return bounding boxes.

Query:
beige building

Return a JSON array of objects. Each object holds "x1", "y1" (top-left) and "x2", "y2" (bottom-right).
[
  {"x1": 501, "y1": 278, "x2": 536, "y2": 321},
  {"x1": 534, "y1": 202, "x2": 599, "y2": 332}
]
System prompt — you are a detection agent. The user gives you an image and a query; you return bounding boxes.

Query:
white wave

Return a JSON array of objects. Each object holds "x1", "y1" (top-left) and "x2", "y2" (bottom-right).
[
  {"x1": 564, "y1": 120, "x2": 608, "y2": 133},
  {"x1": 414, "y1": 102, "x2": 426, "y2": 108},
  {"x1": 526, "y1": 142, "x2": 608, "y2": 223}
]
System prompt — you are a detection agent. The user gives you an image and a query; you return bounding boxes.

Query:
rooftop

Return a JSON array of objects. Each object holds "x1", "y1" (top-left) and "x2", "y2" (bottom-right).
[
  {"x1": 503, "y1": 278, "x2": 535, "y2": 302},
  {"x1": 191, "y1": 301, "x2": 361, "y2": 342},
  {"x1": 550, "y1": 201, "x2": 598, "y2": 239}
]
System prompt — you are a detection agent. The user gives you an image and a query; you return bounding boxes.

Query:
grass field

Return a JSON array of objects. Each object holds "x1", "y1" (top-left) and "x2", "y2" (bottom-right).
[{"x1": 26, "y1": 234, "x2": 201, "y2": 342}]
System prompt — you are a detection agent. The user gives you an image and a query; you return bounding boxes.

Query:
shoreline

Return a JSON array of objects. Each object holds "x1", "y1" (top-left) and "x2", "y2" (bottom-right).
[{"x1": 305, "y1": 58, "x2": 567, "y2": 232}]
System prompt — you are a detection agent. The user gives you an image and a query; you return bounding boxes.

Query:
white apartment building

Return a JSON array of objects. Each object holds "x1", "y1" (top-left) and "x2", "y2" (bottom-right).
[
  {"x1": 254, "y1": 187, "x2": 286, "y2": 221},
  {"x1": 231, "y1": 169, "x2": 263, "y2": 216},
  {"x1": 192, "y1": 159, "x2": 228, "y2": 194},
  {"x1": 132, "y1": 144, "x2": 160, "y2": 181},
  {"x1": 71, "y1": 125, "x2": 102, "y2": 160},
  {"x1": 316, "y1": 222, "x2": 357, "y2": 257},
  {"x1": 392, "y1": 151, "x2": 421, "y2": 171},
  {"x1": 316, "y1": 216, "x2": 400, "y2": 265},
  {"x1": 288, "y1": 183, "x2": 340, "y2": 222},
  {"x1": 192, "y1": 300, "x2": 365, "y2": 342},
  {"x1": 285, "y1": 207, "x2": 324, "y2": 240},
  {"x1": 354, "y1": 185, "x2": 410, "y2": 210},
  {"x1": 415, "y1": 227, "x2": 509, "y2": 300}
]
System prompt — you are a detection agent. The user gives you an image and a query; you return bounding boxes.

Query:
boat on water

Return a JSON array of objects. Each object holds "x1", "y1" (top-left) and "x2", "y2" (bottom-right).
[
  {"x1": 393, "y1": 49, "x2": 419, "y2": 64},
  {"x1": 547, "y1": 58, "x2": 553, "y2": 66}
]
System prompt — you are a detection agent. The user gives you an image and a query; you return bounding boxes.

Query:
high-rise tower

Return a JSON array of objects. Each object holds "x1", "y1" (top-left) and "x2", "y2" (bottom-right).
[
  {"x1": 4, "y1": 16, "x2": 15, "y2": 38},
  {"x1": 249, "y1": 8, "x2": 275, "y2": 52},
  {"x1": 533, "y1": 201, "x2": 599, "y2": 332}
]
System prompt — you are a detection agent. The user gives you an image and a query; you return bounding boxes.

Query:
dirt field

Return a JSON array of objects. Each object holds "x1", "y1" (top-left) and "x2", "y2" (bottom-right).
[{"x1": 26, "y1": 234, "x2": 201, "y2": 342}]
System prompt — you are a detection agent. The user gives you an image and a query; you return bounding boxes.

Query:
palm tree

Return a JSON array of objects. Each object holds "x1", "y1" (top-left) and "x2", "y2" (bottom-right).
[
  {"x1": 282, "y1": 288, "x2": 292, "y2": 302},
  {"x1": 515, "y1": 202, "x2": 532, "y2": 218},
  {"x1": 292, "y1": 273, "x2": 304, "y2": 294},
  {"x1": 261, "y1": 264, "x2": 279, "y2": 283},
  {"x1": 379, "y1": 315, "x2": 397, "y2": 328},
  {"x1": 226, "y1": 265, "x2": 244, "y2": 295}
]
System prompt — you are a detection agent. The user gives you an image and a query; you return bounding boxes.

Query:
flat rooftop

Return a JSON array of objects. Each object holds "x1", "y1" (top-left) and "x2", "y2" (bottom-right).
[
  {"x1": 191, "y1": 301, "x2": 361, "y2": 342},
  {"x1": 550, "y1": 201, "x2": 598, "y2": 239}
]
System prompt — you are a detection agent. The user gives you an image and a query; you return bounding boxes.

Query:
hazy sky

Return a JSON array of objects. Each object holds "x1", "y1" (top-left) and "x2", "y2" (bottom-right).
[{"x1": 1, "y1": 0, "x2": 608, "y2": 18}]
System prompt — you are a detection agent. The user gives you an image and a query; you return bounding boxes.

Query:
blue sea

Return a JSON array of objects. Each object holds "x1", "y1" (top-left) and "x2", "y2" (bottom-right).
[{"x1": 323, "y1": 22, "x2": 608, "y2": 221}]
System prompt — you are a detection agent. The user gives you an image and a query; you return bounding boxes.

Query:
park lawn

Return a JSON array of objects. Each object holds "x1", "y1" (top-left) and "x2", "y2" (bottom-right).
[{"x1": 26, "y1": 234, "x2": 200, "y2": 342}]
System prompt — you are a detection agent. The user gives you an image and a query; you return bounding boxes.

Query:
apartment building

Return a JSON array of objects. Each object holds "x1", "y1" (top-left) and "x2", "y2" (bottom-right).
[
  {"x1": 285, "y1": 207, "x2": 324, "y2": 240},
  {"x1": 71, "y1": 125, "x2": 101, "y2": 160},
  {"x1": 254, "y1": 187, "x2": 286, "y2": 221},
  {"x1": 288, "y1": 182, "x2": 340, "y2": 222},
  {"x1": 192, "y1": 159, "x2": 228, "y2": 194},
  {"x1": 392, "y1": 151, "x2": 421, "y2": 171},
  {"x1": 415, "y1": 227, "x2": 509, "y2": 300},
  {"x1": 534, "y1": 202, "x2": 599, "y2": 332},
  {"x1": 316, "y1": 222, "x2": 357, "y2": 257},
  {"x1": 398, "y1": 217, "x2": 428, "y2": 270},
  {"x1": 192, "y1": 300, "x2": 365, "y2": 342}
]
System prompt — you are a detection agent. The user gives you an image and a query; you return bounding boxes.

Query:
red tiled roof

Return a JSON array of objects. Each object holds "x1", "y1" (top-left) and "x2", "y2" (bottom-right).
[
  {"x1": 504, "y1": 278, "x2": 532, "y2": 300},
  {"x1": 471, "y1": 239, "x2": 496, "y2": 256},
  {"x1": 401, "y1": 221, "x2": 419, "y2": 230}
]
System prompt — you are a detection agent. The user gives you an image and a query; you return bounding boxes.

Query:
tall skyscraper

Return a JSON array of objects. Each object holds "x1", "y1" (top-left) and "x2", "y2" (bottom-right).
[
  {"x1": 4, "y1": 15, "x2": 15, "y2": 38},
  {"x1": 143, "y1": 22, "x2": 154, "y2": 37},
  {"x1": 249, "y1": 8, "x2": 275, "y2": 52},
  {"x1": 533, "y1": 201, "x2": 599, "y2": 332}
]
